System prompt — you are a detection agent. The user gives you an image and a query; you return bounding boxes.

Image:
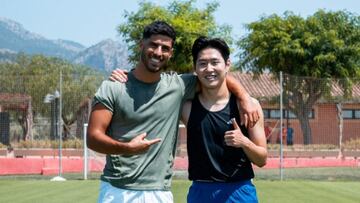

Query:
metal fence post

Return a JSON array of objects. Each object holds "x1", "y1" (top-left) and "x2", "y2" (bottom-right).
[
  {"x1": 280, "y1": 71, "x2": 284, "y2": 181},
  {"x1": 83, "y1": 123, "x2": 88, "y2": 180}
]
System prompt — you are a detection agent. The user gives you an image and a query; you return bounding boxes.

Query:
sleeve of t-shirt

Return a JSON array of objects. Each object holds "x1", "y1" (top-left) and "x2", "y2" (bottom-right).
[
  {"x1": 179, "y1": 73, "x2": 197, "y2": 101},
  {"x1": 92, "y1": 80, "x2": 122, "y2": 113}
]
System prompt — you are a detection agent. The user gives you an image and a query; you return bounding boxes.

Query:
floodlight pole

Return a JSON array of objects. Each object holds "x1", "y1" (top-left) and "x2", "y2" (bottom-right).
[{"x1": 45, "y1": 90, "x2": 65, "y2": 181}]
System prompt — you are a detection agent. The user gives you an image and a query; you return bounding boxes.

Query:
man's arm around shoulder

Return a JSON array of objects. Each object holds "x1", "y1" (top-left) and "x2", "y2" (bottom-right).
[
  {"x1": 243, "y1": 98, "x2": 267, "y2": 167},
  {"x1": 226, "y1": 74, "x2": 260, "y2": 128}
]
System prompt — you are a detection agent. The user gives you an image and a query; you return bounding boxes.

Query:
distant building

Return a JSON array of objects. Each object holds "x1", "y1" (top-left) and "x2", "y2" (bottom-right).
[
  {"x1": 0, "y1": 93, "x2": 33, "y2": 143},
  {"x1": 231, "y1": 72, "x2": 360, "y2": 145},
  {"x1": 177, "y1": 72, "x2": 360, "y2": 149}
]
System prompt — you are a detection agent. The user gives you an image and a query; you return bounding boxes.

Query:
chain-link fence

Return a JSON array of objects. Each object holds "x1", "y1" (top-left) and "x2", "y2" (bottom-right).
[
  {"x1": 233, "y1": 72, "x2": 360, "y2": 180},
  {"x1": 232, "y1": 72, "x2": 360, "y2": 149},
  {"x1": 0, "y1": 72, "x2": 105, "y2": 143},
  {"x1": 0, "y1": 71, "x2": 105, "y2": 179},
  {"x1": 282, "y1": 73, "x2": 360, "y2": 147},
  {"x1": 0, "y1": 71, "x2": 359, "y2": 180}
]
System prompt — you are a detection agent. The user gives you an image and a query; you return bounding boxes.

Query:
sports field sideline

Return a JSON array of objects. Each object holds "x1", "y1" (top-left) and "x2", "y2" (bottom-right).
[{"x1": 1, "y1": 167, "x2": 360, "y2": 203}]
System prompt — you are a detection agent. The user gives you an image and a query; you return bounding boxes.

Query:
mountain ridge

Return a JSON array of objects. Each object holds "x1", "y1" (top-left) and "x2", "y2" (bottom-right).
[{"x1": 0, "y1": 17, "x2": 129, "y2": 72}]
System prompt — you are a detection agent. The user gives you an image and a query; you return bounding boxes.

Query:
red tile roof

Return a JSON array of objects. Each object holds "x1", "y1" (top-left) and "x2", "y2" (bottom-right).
[
  {"x1": 0, "y1": 93, "x2": 31, "y2": 111},
  {"x1": 330, "y1": 81, "x2": 360, "y2": 98},
  {"x1": 0, "y1": 93, "x2": 31, "y2": 103},
  {"x1": 230, "y1": 72, "x2": 360, "y2": 102},
  {"x1": 230, "y1": 72, "x2": 280, "y2": 99}
]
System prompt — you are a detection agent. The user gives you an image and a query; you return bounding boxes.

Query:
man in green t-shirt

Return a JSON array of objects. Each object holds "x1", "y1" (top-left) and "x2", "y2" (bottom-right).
[{"x1": 87, "y1": 21, "x2": 260, "y2": 203}]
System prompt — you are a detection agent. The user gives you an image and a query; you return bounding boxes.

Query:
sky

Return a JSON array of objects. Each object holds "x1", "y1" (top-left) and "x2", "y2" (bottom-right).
[{"x1": 1, "y1": 0, "x2": 359, "y2": 47}]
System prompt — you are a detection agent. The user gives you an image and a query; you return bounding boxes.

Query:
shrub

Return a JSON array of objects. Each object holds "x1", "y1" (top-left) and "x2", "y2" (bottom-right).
[
  {"x1": 344, "y1": 138, "x2": 360, "y2": 150},
  {"x1": 0, "y1": 143, "x2": 6, "y2": 149},
  {"x1": 13, "y1": 139, "x2": 83, "y2": 149},
  {"x1": 267, "y1": 144, "x2": 338, "y2": 151}
]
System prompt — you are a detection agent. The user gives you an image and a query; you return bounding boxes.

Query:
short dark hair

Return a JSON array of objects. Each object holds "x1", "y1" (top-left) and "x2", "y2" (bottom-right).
[
  {"x1": 143, "y1": 21, "x2": 176, "y2": 44},
  {"x1": 191, "y1": 36, "x2": 230, "y2": 65}
]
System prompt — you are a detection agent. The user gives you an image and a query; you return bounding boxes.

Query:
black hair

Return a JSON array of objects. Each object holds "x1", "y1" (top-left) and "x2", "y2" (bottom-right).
[
  {"x1": 191, "y1": 36, "x2": 230, "y2": 65},
  {"x1": 143, "y1": 21, "x2": 176, "y2": 45}
]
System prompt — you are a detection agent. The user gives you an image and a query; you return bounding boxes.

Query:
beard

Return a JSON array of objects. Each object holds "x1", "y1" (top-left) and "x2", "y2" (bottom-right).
[{"x1": 140, "y1": 51, "x2": 163, "y2": 73}]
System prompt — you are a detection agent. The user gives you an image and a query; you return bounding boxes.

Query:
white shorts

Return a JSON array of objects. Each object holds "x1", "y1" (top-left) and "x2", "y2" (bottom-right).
[{"x1": 97, "y1": 181, "x2": 173, "y2": 203}]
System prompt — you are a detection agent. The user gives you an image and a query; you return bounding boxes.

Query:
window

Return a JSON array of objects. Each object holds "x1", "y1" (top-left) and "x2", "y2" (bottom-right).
[
  {"x1": 343, "y1": 109, "x2": 360, "y2": 119},
  {"x1": 355, "y1": 110, "x2": 360, "y2": 119},
  {"x1": 343, "y1": 110, "x2": 353, "y2": 119},
  {"x1": 307, "y1": 110, "x2": 315, "y2": 119},
  {"x1": 269, "y1": 109, "x2": 281, "y2": 119},
  {"x1": 284, "y1": 110, "x2": 297, "y2": 119},
  {"x1": 263, "y1": 109, "x2": 314, "y2": 119},
  {"x1": 263, "y1": 110, "x2": 270, "y2": 119}
]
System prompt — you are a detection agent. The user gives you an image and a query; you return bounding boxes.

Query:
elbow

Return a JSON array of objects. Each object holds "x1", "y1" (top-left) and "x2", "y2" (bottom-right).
[
  {"x1": 256, "y1": 159, "x2": 267, "y2": 168},
  {"x1": 255, "y1": 152, "x2": 268, "y2": 168},
  {"x1": 86, "y1": 132, "x2": 95, "y2": 151}
]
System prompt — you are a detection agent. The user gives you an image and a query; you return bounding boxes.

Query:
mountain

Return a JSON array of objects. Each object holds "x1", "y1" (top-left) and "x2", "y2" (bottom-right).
[
  {"x1": 53, "y1": 39, "x2": 85, "y2": 53},
  {"x1": 0, "y1": 17, "x2": 85, "y2": 60},
  {"x1": 72, "y1": 39, "x2": 129, "y2": 72},
  {"x1": 0, "y1": 17, "x2": 129, "y2": 72}
]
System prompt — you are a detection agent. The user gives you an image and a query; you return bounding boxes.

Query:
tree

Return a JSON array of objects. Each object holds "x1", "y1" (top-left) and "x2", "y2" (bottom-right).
[
  {"x1": 237, "y1": 10, "x2": 360, "y2": 144},
  {"x1": 0, "y1": 54, "x2": 104, "y2": 140},
  {"x1": 118, "y1": 0, "x2": 232, "y2": 73},
  {"x1": 60, "y1": 63, "x2": 104, "y2": 138}
]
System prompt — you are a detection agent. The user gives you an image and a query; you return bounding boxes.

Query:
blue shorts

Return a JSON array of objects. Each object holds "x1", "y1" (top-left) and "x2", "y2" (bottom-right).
[{"x1": 187, "y1": 180, "x2": 258, "y2": 203}]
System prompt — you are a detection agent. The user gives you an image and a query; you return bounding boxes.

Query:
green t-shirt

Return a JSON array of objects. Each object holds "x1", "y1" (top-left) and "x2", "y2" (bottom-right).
[{"x1": 93, "y1": 71, "x2": 197, "y2": 190}]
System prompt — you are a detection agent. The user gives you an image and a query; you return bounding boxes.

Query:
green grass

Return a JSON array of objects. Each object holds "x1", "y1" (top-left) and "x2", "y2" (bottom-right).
[
  {"x1": 254, "y1": 167, "x2": 360, "y2": 181},
  {"x1": 256, "y1": 180, "x2": 360, "y2": 203},
  {"x1": 0, "y1": 179, "x2": 360, "y2": 203},
  {"x1": 1, "y1": 167, "x2": 360, "y2": 203}
]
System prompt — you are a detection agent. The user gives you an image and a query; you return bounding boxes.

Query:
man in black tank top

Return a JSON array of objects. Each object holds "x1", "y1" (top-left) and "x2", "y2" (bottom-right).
[{"x1": 181, "y1": 37, "x2": 267, "y2": 203}]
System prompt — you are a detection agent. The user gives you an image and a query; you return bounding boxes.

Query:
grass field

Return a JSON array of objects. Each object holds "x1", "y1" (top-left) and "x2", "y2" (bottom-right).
[
  {"x1": 1, "y1": 167, "x2": 360, "y2": 203},
  {"x1": 1, "y1": 179, "x2": 360, "y2": 203}
]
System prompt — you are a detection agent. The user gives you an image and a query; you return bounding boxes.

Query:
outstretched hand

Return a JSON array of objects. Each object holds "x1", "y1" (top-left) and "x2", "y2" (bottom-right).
[
  {"x1": 224, "y1": 118, "x2": 249, "y2": 148},
  {"x1": 126, "y1": 133, "x2": 161, "y2": 155},
  {"x1": 109, "y1": 68, "x2": 129, "y2": 83}
]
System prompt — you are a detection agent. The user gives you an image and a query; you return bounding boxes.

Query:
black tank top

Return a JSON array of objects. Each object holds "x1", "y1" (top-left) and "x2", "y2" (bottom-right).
[{"x1": 187, "y1": 94, "x2": 254, "y2": 182}]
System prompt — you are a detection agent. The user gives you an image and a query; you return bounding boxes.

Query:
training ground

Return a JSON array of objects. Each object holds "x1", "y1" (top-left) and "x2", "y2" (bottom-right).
[{"x1": 0, "y1": 148, "x2": 359, "y2": 175}]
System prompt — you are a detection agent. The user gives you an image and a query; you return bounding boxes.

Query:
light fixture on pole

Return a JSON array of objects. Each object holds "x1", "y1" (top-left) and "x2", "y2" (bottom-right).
[{"x1": 44, "y1": 90, "x2": 66, "y2": 181}]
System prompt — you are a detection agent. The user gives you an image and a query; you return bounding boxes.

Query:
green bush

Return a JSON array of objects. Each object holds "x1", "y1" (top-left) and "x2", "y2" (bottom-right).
[
  {"x1": 267, "y1": 144, "x2": 339, "y2": 151},
  {"x1": 14, "y1": 139, "x2": 83, "y2": 149},
  {"x1": 344, "y1": 138, "x2": 360, "y2": 150},
  {"x1": 0, "y1": 143, "x2": 6, "y2": 149}
]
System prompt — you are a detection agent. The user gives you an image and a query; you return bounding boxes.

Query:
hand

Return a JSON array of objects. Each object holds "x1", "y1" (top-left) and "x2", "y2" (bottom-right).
[
  {"x1": 126, "y1": 133, "x2": 161, "y2": 155},
  {"x1": 239, "y1": 96, "x2": 260, "y2": 128},
  {"x1": 109, "y1": 68, "x2": 129, "y2": 83},
  {"x1": 224, "y1": 118, "x2": 249, "y2": 148}
]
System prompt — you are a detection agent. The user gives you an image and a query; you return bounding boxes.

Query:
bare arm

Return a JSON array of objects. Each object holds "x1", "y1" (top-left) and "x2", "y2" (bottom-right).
[
  {"x1": 108, "y1": 69, "x2": 260, "y2": 127},
  {"x1": 87, "y1": 104, "x2": 161, "y2": 155},
  {"x1": 181, "y1": 101, "x2": 192, "y2": 126},
  {"x1": 224, "y1": 98, "x2": 267, "y2": 167},
  {"x1": 110, "y1": 69, "x2": 201, "y2": 92},
  {"x1": 226, "y1": 74, "x2": 260, "y2": 128}
]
